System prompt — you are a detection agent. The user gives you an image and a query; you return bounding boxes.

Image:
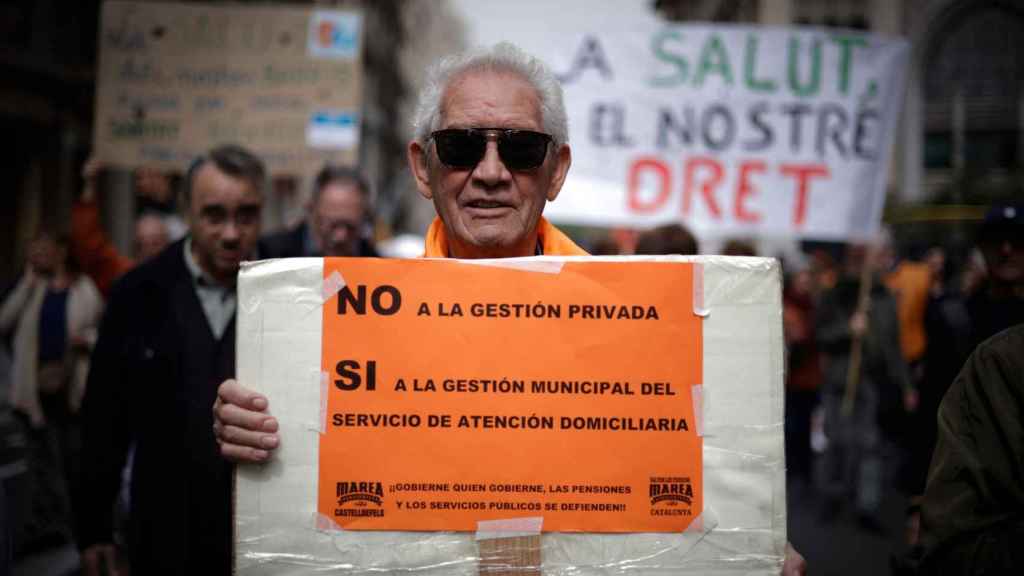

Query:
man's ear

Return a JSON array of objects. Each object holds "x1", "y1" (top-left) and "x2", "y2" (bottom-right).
[
  {"x1": 545, "y1": 144, "x2": 572, "y2": 202},
  {"x1": 407, "y1": 140, "x2": 434, "y2": 200}
]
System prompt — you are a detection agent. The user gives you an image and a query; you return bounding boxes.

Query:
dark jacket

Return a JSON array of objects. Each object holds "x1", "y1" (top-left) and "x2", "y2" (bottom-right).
[
  {"x1": 816, "y1": 276, "x2": 909, "y2": 414},
  {"x1": 258, "y1": 222, "x2": 378, "y2": 259},
  {"x1": 918, "y1": 324, "x2": 1024, "y2": 574},
  {"x1": 78, "y1": 239, "x2": 236, "y2": 574}
]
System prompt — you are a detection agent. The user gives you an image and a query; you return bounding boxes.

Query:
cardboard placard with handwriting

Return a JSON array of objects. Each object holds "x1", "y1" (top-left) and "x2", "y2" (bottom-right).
[
  {"x1": 94, "y1": 1, "x2": 361, "y2": 174},
  {"x1": 318, "y1": 258, "x2": 703, "y2": 532}
]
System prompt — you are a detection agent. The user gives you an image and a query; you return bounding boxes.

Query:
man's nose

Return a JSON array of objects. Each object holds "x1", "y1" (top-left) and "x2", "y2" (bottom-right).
[
  {"x1": 472, "y1": 141, "x2": 510, "y2": 185},
  {"x1": 222, "y1": 218, "x2": 240, "y2": 242},
  {"x1": 331, "y1": 226, "x2": 351, "y2": 245}
]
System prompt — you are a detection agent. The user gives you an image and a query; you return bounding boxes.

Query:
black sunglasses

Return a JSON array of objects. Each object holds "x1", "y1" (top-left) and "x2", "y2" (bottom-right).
[{"x1": 429, "y1": 128, "x2": 553, "y2": 170}]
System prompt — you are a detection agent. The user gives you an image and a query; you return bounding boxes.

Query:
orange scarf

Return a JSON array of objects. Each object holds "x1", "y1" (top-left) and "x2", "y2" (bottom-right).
[{"x1": 422, "y1": 216, "x2": 588, "y2": 257}]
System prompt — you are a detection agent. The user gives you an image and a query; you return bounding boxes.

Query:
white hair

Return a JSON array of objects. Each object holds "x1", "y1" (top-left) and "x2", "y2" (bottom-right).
[{"x1": 412, "y1": 42, "x2": 569, "y2": 148}]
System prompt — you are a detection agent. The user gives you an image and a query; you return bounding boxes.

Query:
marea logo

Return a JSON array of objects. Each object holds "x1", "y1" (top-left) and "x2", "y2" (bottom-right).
[
  {"x1": 649, "y1": 477, "x2": 693, "y2": 516},
  {"x1": 309, "y1": 12, "x2": 359, "y2": 59},
  {"x1": 337, "y1": 481, "x2": 383, "y2": 506},
  {"x1": 334, "y1": 481, "x2": 385, "y2": 518}
]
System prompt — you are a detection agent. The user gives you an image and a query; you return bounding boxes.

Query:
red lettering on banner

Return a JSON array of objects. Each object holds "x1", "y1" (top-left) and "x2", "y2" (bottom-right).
[
  {"x1": 683, "y1": 156, "x2": 723, "y2": 219},
  {"x1": 623, "y1": 157, "x2": 832, "y2": 229},
  {"x1": 735, "y1": 161, "x2": 766, "y2": 223},
  {"x1": 627, "y1": 157, "x2": 671, "y2": 213},
  {"x1": 780, "y1": 164, "x2": 829, "y2": 226}
]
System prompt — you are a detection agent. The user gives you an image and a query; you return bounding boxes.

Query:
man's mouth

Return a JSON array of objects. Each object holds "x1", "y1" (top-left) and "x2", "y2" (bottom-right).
[
  {"x1": 465, "y1": 199, "x2": 511, "y2": 209},
  {"x1": 218, "y1": 249, "x2": 242, "y2": 261}
]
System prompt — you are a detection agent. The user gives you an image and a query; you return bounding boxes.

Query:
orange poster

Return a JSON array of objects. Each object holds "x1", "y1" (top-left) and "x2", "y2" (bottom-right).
[{"x1": 318, "y1": 259, "x2": 703, "y2": 532}]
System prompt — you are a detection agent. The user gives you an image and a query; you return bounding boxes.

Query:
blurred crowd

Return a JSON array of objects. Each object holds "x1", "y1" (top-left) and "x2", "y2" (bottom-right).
[{"x1": 0, "y1": 151, "x2": 1021, "y2": 574}]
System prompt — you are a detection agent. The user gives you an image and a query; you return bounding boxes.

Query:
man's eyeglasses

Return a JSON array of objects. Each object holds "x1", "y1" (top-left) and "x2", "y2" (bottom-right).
[{"x1": 429, "y1": 128, "x2": 552, "y2": 171}]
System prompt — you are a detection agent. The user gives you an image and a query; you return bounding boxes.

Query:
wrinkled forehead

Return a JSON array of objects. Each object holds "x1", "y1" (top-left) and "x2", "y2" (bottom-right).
[{"x1": 439, "y1": 69, "x2": 543, "y2": 129}]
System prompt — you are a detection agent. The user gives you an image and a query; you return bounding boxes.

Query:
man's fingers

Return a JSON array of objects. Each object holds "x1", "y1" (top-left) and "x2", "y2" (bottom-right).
[
  {"x1": 218, "y1": 379, "x2": 268, "y2": 412},
  {"x1": 215, "y1": 401, "x2": 277, "y2": 432},
  {"x1": 217, "y1": 424, "x2": 278, "y2": 450},
  {"x1": 219, "y1": 441, "x2": 271, "y2": 463}
]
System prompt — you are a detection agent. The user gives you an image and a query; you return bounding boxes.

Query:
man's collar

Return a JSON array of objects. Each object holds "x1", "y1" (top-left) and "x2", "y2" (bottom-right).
[
  {"x1": 183, "y1": 236, "x2": 232, "y2": 289},
  {"x1": 422, "y1": 216, "x2": 588, "y2": 258},
  {"x1": 300, "y1": 222, "x2": 323, "y2": 257}
]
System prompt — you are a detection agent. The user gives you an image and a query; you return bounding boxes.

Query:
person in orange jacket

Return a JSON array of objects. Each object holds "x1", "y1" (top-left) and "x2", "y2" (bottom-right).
[{"x1": 70, "y1": 159, "x2": 172, "y2": 297}]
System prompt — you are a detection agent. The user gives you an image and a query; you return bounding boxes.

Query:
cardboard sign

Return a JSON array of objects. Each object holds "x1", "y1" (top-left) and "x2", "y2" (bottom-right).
[
  {"x1": 317, "y1": 258, "x2": 703, "y2": 532},
  {"x1": 93, "y1": 1, "x2": 362, "y2": 174}
]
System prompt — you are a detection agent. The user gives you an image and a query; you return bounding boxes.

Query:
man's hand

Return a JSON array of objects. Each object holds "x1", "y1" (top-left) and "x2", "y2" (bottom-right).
[
  {"x1": 81, "y1": 543, "x2": 120, "y2": 576},
  {"x1": 782, "y1": 542, "x2": 807, "y2": 576},
  {"x1": 213, "y1": 379, "x2": 279, "y2": 463},
  {"x1": 903, "y1": 388, "x2": 920, "y2": 413},
  {"x1": 849, "y1": 310, "x2": 868, "y2": 338}
]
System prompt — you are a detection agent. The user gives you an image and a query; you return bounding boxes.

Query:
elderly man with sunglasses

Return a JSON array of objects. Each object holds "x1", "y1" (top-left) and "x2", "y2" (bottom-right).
[
  {"x1": 213, "y1": 42, "x2": 805, "y2": 576},
  {"x1": 215, "y1": 42, "x2": 585, "y2": 458}
]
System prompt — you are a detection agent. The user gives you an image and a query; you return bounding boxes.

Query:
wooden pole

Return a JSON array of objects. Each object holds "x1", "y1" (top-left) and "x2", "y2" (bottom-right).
[{"x1": 841, "y1": 246, "x2": 875, "y2": 418}]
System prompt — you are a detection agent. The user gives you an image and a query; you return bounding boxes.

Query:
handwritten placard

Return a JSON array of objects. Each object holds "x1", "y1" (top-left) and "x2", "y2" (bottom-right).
[{"x1": 94, "y1": 1, "x2": 362, "y2": 175}]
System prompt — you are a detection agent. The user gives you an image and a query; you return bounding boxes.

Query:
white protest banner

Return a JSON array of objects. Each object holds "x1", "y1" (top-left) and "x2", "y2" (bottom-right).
[
  {"x1": 94, "y1": 1, "x2": 362, "y2": 175},
  {"x1": 451, "y1": 1, "x2": 908, "y2": 241}
]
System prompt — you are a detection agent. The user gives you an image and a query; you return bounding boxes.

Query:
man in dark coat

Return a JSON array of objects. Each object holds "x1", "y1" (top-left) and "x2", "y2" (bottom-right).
[
  {"x1": 258, "y1": 165, "x2": 377, "y2": 258},
  {"x1": 816, "y1": 244, "x2": 910, "y2": 528},
  {"x1": 964, "y1": 203, "x2": 1024, "y2": 349},
  {"x1": 77, "y1": 145, "x2": 266, "y2": 575},
  {"x1": 917, "y1": 324, "x2": 1024, "y2": 574}
]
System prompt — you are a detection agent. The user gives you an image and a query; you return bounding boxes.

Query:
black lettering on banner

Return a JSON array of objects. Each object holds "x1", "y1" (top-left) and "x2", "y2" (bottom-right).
[
  {"x1": 854, "y1": 108, "x2": 879, "y2": 160},
  {"x1": 335, "y1": 360, "x2": 377, "y2": 391},
  {"x1": 742, "y1": 103, "x2": 773, "y2": 151},
  {"x1": 815, "y1": 103, "x2": 848, "y2": 159},
  {"x1": 701, "y1": 104, "x2": 735, "y2": 151},
  {"x1": 337, "y1": 285, "x2": 402, "y2": 316},
  {"x1": 780, "y1": 103, "x2": 812, "y2": 152},
  {"x1": 558, "y1": 35, "x2": 614, "y2": 83},
  {"x1": 589, "y1": 103, "x2": 634, "y2": 147},
  {"x1": 655, "y1": 106, "x2": 695, "y2": 149}
]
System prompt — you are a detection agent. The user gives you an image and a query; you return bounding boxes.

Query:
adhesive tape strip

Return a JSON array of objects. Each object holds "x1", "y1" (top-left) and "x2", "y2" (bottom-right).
[
  {"x1": 693, "y1": 262, "x2": 709, "y2": 317},
  {"x1": 314, "y1": 512, "x2": 344, "y2": 533},
  {"x1": 318, "y1": 371, "x2": 329, "y2": 434},
  {"x1": 322, "y1": 270, "x2": 346, "y2": 303},
  {"x1": 475, "y1": 516, "x2": 544, "y2": 541},
  {"x1": 692, "y1": 384, "x2": 704, "y2": 437}
]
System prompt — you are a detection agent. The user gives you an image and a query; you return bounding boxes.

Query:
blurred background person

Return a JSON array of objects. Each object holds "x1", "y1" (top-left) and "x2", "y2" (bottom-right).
[
  {"x1": 881, "y1": 232, "x2": 932, "y2": 389},
  {"x1": 0, "y1": 231, "x2": 102, "y2": 559},
  {"x1": 633, "y1": 223, "x2": 699, "y2": 256},
  {"x1": 783, "y1": 257, "x2": 823, "y2": 492},
  {"x1": 902, "y1": 205, "x2": 1024, "y2": 550},
  {"x1": 71, "y1": 159, "x2": 175, "y2": 297},
  {"x1": 901, "y1": 243, "x2": 972, "y2": 546},
  {"x1": 588, "y1": 233, "x2": 624, "y2": 256},
  {"x1": 259, "y1": 164, "x2": 377, "y2": 258},
  {"x1": 816, "y1": 242, "x2": 911, "y2": 531},
  {"x1": 965, "y1": 202, "x2": 1024, "y2": 349},
  {"x1": 916, "y1": 323, "x2": 1024, "y2": 573},
  {"x1": 722, "y1": 238, "x2": 758, "y2": 257}
]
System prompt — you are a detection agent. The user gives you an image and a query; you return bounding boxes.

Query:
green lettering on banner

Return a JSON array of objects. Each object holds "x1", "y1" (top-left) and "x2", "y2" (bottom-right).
[
  {"x1": 649, "y1": 29, "x2": 688, "y2": 87},
  {"x1": 787, "y1": 36, "x2": 821, "y2": 97},
  {"x1": 743, "y1": 35, "x2": 776, "y2": 93},
  {"x1": 829, "y1": 34, "x2": 868, "y2": 95},
  {"x1": 694, "y1": 34, "x2": 733, "y2": 87}
]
